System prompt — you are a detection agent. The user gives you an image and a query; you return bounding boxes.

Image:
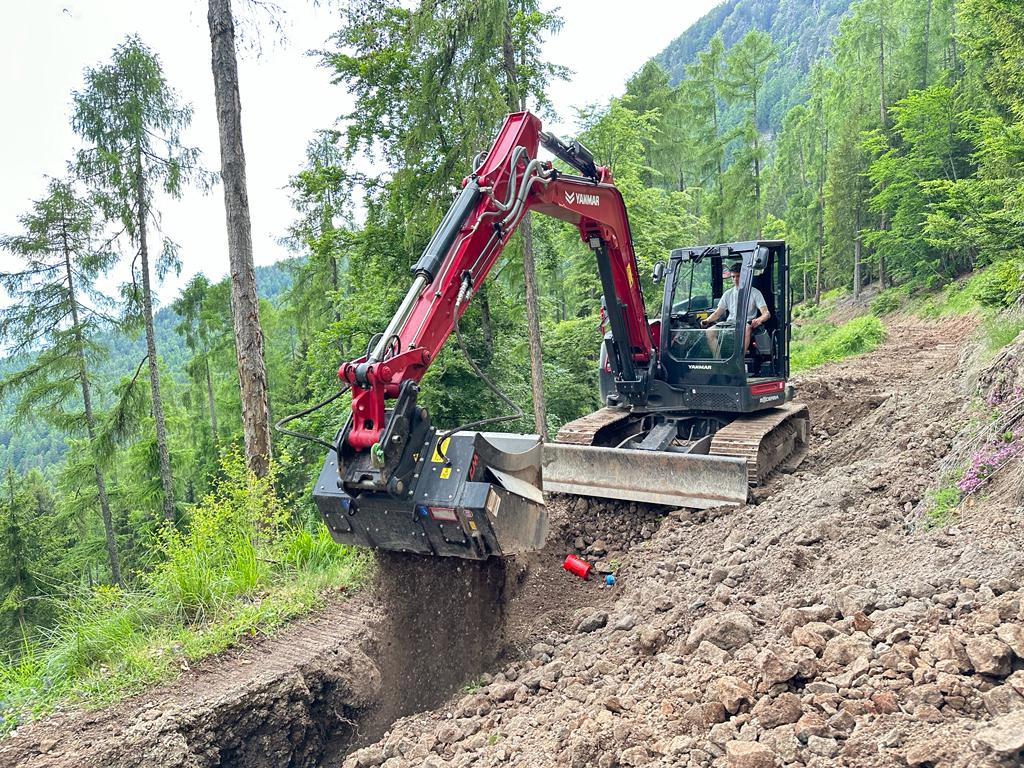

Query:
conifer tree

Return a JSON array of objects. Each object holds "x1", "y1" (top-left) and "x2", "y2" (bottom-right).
[
  {"x1": 72, "y1": 36, "x2": 209, "y2": 521},
  {"x1": 0, "y1": 179, "x2": 122, "y2": 583}
]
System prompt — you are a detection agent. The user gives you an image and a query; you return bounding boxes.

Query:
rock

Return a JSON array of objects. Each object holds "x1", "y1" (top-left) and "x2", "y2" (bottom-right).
[
  {"x1": 637, "y1": 625, "x2": 667, "y2": 654},
  {"x1": 724, "y1": 740, "x2": 776, "y2": 768},
  {"x1": 687, "y1": 611, "x2": 755, "y2": 651},
  {"x1": 760, "y1": 724, "x2": 800, "y2": 763},
  {"x1": 822, "y1": 635, "x2": 872, "y2": 666},
  {"x1": 619, "y1": 745, "x2": 650, "y2": 766},
  {"x1": 905, "y1": 741, "x2": 945, "y2": 767},
  {"x1": 489, "y1": 682, "x2": 518, "y2": 703},
  {"x1": 751, "y1": 692, "x2": 803, "y2": 728},
  {"x1": 576, "y1": 610, "x2": 609, "y2": 634},
  {"x1": 589, "y1": 539, "x2": 608, "y2": 556},
  {"x1": 982, "y1": 683, "x2": 1024, "y2": 716},
  {"x1": 871, "y1": 691, "x2": 900, "y2": 714},
  {"x1": 995, "y1": 623, "x2": 1024, "y2": 658},
  {"x1": 805, "y1": 735, "x2": 839, "y2": 757},
  {"x1": 793, "y1": 712, "x2": 828, "y2": 743},
  {"x1": 694, "y1": 640, "x2": 731, "y2": 666},
  {"x1": 683, "y1": 701, "x2": 727, "y2": 730},
  {"x1": 611, "y1": 613, "x2": 637, "y2": 632},
  {"x1": 966, "y1": 636, "x2": 1012, "y2": 677},
  {"x1": 710, "y1": 676, "x2": 754, "y2": 715},
  {"x1": 603, "y1": 696, "x2": 625, "y2": 714},
  {"x1": 835, "y1": 585, "x2": 876, "y2": 618},
  {"x1": 851, "y1": 611, "x2": 874, "y2": 632},
  {"x1": 347, "y1": 746, "x2": 386, "y2": 767},
  {"x1": 974, "y1": 710, "x2": 1024, "y2": 754},
  {"x1": 756, "y1": 649, "x2": 798, "y2": 685},
  {"x1": 926, "y1": 631, "x2": 972, "y2": 673},
  {"x1": 791, "y1": 625, "x2": 826, "y2": 655},
  {"x1": 988, "y1": 577, "x2": 1019, "y2": 595}
]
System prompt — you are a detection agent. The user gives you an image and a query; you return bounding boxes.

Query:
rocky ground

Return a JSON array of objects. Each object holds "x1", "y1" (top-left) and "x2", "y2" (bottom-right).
[
  {"x1": 3, "y1": 316, "x2": 1023, "y2": 768},
  {"x1": 343, "y1": 318, "x2": 1024, "y2": 768}
]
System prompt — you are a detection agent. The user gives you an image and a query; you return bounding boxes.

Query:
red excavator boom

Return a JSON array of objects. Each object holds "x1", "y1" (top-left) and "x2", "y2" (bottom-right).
[{"x1": 338, "y1": 111, "x2": 655, "y2": 453}]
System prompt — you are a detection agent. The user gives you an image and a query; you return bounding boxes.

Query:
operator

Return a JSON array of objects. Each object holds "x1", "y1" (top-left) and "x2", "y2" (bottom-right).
[{"x1": 700, "y1": 262, "x2": 770, "y2": 357}]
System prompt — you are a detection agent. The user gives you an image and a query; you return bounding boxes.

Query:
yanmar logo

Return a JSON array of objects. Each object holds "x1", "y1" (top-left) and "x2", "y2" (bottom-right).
[
  {"x1": 565, "y1": 191, "x2": 600, "y2": 206},
  {"x1": 688, "y1": 364, "x2": 712, "y2": 370}
]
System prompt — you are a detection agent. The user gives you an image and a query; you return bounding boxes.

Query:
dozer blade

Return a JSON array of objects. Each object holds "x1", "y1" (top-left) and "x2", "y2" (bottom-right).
[
  {"x1": 314, "y1": 431, "x2": 546, "y2": 560},
  {"x1": 542, "y1": 442, "x2": 749, "y2": 508}
]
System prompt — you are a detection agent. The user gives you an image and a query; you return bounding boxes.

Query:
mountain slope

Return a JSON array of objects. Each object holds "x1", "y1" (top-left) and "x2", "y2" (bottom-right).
[
  {"x1": 656, "y1": 0, "x2": 853, "y2": 129},
  {"x1": 0, "y1": 262, "x2": 294, "y2": 473}
]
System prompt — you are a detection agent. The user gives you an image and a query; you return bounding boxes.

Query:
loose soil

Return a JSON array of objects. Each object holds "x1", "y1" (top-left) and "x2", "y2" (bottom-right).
[{"x1": 3, "y1": 316, "x2": 1023, "y2": 768}]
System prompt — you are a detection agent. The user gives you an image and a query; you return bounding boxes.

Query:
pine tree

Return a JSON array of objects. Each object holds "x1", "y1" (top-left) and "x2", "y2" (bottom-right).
[
  {"x1": 0, "y1": 179, "x2": 122, "y2": 583},
  {"x1": 72, "y1": 36, "x2": 210, "y2": 521},
  {"x1": 720, "y1": 30, "x2": 778, "y2": 237}
]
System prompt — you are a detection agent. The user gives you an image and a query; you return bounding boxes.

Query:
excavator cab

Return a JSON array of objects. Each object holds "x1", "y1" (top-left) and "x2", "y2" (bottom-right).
[{"x1": 660, "y1": 241, "x2": 790, "y2": 386}]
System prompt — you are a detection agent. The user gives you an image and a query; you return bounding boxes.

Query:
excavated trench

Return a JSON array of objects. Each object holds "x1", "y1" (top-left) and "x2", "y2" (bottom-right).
[
  {"x1": 0, "y1": 498, "x2": 667, "y2": 768},
  {"x1": 229, "y1": 498, "x2": 663, "y2": 768}
]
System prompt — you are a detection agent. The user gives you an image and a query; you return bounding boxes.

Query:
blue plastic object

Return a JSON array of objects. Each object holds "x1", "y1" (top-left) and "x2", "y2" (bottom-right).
[{"x1": 605, "y1": 574, "x2": 616, "y2": 586}]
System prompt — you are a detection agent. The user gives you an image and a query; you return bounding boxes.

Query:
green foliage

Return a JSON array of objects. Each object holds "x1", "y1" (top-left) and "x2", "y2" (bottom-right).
[
  {"x1": 0, "y1": 452, "x2": 369, "y2": 733},
  {"x1": 791, "y1": 315, "x2": 887, "y2": 372},
  {"x1": 924, "y1": 484, "x2": 962, "y2": 528},
  {"x1": 971, "y1": 259, "x2": 1024, "y2": 308},
  {"x1": 869, "y1": 291, "x2": 901, "y2": 316}
]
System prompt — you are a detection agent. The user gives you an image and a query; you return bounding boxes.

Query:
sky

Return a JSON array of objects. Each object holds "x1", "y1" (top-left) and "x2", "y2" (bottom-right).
[{"x1": 0, "y1": 0, "x2": 720, "y2": 306}]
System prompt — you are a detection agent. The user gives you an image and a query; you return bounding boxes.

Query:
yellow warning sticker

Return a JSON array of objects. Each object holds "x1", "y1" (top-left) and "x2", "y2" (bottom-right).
[
  {"x1": 627, "y1": 264, "x2": 635, "y2": 288},
  {"x1": 440, "y1": 467, "x2": 451, "y2": 479},
  {"x1": 431, "y1": 437, "x2": 450, "y2": 463}
]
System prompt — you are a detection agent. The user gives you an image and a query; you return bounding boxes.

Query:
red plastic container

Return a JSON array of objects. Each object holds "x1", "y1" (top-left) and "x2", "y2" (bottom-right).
[{"x1": 563, "y1": 554, "x2": 592, "y2": 580}]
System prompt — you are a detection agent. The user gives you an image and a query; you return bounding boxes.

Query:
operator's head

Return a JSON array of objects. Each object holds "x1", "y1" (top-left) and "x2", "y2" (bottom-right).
[{"x1": 728, "y1": 262, "x2": 742, "y2": 284}]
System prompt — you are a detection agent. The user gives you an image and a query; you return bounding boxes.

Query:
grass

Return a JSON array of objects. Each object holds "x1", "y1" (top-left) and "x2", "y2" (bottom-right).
[
  {"x1": 924, "y1": 484, "x2": 962, "y2": 529},
  {"x1": 790, "y1": 315, "x2": 887, "y2": 373},
  {"x1": 0, "y1": 452, "x2": 371, "y2": 734}
]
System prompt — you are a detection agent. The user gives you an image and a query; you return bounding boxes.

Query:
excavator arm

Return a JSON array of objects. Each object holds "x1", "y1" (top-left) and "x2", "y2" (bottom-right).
[
  {"x1": 311, "y1": 111, "x2": 659, "y2": 560},
  {"x1": 338, "y1": 111, "x2": 654, "y2": 453}
]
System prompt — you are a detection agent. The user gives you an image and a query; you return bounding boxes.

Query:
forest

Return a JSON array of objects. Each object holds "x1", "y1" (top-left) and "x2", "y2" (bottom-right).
[{"x1": 0, "y1": 0, "x2": 1022, "y2": 726}]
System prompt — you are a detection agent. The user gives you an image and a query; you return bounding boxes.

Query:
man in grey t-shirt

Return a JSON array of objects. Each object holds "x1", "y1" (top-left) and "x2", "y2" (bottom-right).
[{"x1": 700, "y1": 262, "x2": 770, "y2": 356}]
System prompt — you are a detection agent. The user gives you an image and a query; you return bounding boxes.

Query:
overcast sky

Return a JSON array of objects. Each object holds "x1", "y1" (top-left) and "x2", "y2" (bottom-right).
[{"x1": 0, "y1": 0, "x2": 719, "y2": 305}]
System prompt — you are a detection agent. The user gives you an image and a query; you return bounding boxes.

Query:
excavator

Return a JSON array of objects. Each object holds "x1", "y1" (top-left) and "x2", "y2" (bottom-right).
[{"x1": 303, "y1": 111, "x2": 808, "y2": 560}]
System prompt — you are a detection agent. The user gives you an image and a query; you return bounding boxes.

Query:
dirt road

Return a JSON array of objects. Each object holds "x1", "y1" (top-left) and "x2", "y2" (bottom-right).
[{"x1": 3, "y1": 317, "x2": 1023, "y2": 768}]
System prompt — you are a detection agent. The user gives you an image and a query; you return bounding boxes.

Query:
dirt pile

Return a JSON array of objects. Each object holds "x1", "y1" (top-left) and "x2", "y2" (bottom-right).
[{"x1": 341, "y1": 318, "x2": 1024, "y2": 768}]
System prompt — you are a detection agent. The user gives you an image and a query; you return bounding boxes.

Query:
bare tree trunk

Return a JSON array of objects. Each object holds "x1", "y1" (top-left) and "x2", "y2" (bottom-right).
[
  {"x1": 504, "y1": 16, "x2": 546, "y2": 435},
  {"x1": 520, "y1": 214, "x2": 547, "y2": 435},
  {"x1": 922, "y1": 0, "x2": 932, "y2": 87},
  {"x1": 205, "y1": 356, "x2": 219, "y2": 442},
  {"x1": 61, "y1": 220, "x2": 122, "y2": 582},
  {"x1": 752, "y1": 87, "x2": 762, "y2": 237},
  {"x1": 851, "y1": 207, "x2": 860, "y2": 303},
  {"x1": 209, "y1": 0, "x2": 273, "y2": 478},
  {"x1": 477, "y1": 283, "x2": 494, "y2": 361},
  {"x1": 136, "y1": 156, "x2": 176, "y2": 522},
  {"x1": 879, "y1": 9, "x2": 888, "y2": 129}
]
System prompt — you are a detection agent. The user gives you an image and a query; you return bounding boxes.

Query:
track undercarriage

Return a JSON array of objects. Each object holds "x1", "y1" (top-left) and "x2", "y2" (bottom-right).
[{"x1": 543, "y1": 402, "x2": 810, "y2": 507}]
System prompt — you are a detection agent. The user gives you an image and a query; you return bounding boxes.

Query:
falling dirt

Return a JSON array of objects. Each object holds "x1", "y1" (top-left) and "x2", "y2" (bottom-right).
[{"x1": 3, "y1": 316, "x2": 1024, "y2": 768}]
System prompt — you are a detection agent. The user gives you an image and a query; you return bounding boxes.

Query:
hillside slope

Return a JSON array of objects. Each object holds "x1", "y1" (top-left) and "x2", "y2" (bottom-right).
[
  {"x1": 655, "y1": 0, "x2": 853, "y2": 129},
  {"x1": 0, "y1": 262, "x2": 293, "y2": 473},
  {"x1": 5, "y1": 315, "x2": 1024, "y2": 768}
]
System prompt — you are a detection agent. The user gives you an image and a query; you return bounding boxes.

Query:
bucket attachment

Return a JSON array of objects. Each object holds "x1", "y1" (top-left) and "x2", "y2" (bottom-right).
[
  {"x1": 542, "y1": 442, "x2": 749, "y2": 508},
  {"x1": 314, "y1": 429, "x2": 546, "y2": 560}
]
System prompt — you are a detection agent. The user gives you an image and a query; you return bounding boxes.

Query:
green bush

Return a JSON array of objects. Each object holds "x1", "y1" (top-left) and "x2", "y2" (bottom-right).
[
  {"x1": 791, "y1": 315, "x2": 887, "y2": 372},
  {"x1": 0, "y1": 451, "x2": 368, "y2": 733},
  {"x1": 972, "y1": 259, "x2": 1024, "y2": 309},
  {"x1": 870, "y1": 291, "x2": 901, "y2": 316},
  {"x1": 924, "y1": 485, "x2": 962, "y2": 529}
]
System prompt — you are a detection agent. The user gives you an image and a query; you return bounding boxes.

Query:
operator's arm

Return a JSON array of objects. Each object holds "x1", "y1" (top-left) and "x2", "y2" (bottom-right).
[
  {"x1": 701, "y1": 293, "x2": 728, "y2": 327},
  {"x1": 750, "y1": 289, "x2": 770, "y2": 328}
]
